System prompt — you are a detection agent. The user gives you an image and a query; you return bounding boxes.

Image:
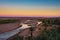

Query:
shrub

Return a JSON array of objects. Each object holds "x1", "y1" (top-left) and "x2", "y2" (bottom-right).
[{"x1": 34, "y1": 28, "x2": 60, "y2": 40}]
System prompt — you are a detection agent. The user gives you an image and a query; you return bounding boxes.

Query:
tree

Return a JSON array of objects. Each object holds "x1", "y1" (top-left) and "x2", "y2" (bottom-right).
[
  {"x1": 29, "y1": 26, "x2": 35, "y2": 40},
  {"x1": 34, "y1": 27, "x2": 60, "y2": 40}
]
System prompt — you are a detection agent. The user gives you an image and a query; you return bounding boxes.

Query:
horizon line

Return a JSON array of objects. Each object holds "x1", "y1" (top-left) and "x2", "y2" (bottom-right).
[{"x1": 0, "y1": 16, "x2": 60, "y2": 18}]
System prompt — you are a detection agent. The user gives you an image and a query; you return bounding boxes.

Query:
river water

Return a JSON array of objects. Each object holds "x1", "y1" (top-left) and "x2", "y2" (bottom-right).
[{"x1": 0, "y1": 24, "x2": 31, "y2": 40}]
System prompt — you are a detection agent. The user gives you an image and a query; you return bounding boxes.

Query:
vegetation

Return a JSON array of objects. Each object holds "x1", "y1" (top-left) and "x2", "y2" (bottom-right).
[
  {"x1": 13, "y1": 27, "x2": 60, "y2": 40},
  {"x1": 13, "y1": 36, "x2": 23, "y2": 40},
  {"x1": 38, "y1": 18, "x2": 60, "y2": 30},
  {"x1": 29, "y1": 26, "x2": 35, "y2": 40},
  {"x1": 0, "y1": 19, "x2": 19, "y2": 24},
  {"x1": 34, "y1": 27, "x2": 60, "y2": 40},
  {"x1": 10, "y1": 18, "x2": 60, "y2": 40},
  {"x1": 38, "y1": 18, "x2": 60, "y2": 25}
]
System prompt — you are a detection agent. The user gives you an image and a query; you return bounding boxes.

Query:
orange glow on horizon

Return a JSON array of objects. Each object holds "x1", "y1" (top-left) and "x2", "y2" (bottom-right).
[{"x1": 0, "y1": 8, "x2": 60, "y2": 17}]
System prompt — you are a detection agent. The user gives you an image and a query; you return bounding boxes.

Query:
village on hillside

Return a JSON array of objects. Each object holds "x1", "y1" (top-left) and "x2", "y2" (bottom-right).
[{"x1": 0, "y1": 17, "x2": 60, "y2": 40}]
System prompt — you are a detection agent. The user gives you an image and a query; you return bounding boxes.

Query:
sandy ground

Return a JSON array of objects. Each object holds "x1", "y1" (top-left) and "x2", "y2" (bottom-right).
[{"x1": 0, "y1": 22, "x2": 20, "y2": 34}]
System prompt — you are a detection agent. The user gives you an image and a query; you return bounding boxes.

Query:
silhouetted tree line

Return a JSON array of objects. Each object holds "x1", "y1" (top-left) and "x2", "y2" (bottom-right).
[{"x1": 0, "y1": 19, "x2": 19, "y2": 24}]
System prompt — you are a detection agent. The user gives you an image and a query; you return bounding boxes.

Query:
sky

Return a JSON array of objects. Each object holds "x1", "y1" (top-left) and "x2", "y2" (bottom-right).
[{"x1": 0, "y1": 0, "x2": 60, "y2": 17}]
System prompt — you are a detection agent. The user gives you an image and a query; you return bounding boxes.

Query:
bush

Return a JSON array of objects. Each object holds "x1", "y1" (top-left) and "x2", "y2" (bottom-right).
[{"x1": 34, "y1": 28, "x2": 60, "y2": 40}]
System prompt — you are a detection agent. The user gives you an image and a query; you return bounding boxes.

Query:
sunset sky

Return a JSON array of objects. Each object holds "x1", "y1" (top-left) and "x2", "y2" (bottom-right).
[{"x1": 0, "y1": 0, "x2": 60, "y2": 17}]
